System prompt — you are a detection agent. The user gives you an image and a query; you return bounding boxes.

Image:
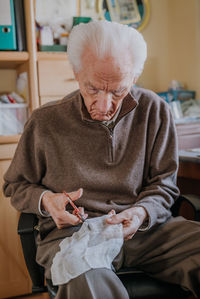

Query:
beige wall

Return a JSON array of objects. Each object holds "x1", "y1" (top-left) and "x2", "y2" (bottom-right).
[
  {"x1": 138, "y1": 0, "x2": 200, "y2": 98},
  {"x1": 0, "y1": 70, "x2": 17, "y2": 94},
  {"x1": 1, "y1": 1, "x2": 199, "y2": 99}
]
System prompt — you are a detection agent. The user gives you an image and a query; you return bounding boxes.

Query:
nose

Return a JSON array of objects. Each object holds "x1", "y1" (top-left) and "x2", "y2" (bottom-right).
[{"x1": 95, "y1": 91, "x2": 112, "y2": 113}]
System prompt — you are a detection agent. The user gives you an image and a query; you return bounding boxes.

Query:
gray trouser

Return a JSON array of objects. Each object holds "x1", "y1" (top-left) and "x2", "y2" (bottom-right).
[
  {"x1": 37, "y1": 216, "x2": 200, "y2": 299},
  {"x1": 56, "y1": 268, "x2": 129, "y2": 299}
]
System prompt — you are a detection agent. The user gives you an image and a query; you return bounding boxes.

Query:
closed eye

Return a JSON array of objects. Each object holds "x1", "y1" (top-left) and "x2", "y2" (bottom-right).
[
  {"x1": 112, "y1": 92, "x2": 122, "y2": 97},
  {"x1": 112, "y1": 89, "x2": 126, "y2": 97},
  {"x1": 87, "y1": 86, "x2": 99, "y2": 94}
]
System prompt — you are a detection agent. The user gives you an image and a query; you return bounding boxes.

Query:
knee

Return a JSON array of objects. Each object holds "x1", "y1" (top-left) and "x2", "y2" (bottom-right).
[
  {"x1": 57, "y1": 268, "x2": 129, "y2": 299},
  {"x1": 69, "y1": 268, "x2": 122, "y2": 289}
]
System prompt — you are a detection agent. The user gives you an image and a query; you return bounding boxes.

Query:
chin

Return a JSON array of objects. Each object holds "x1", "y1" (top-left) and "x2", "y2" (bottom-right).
[
  {"x1": 91, "y1": 114, "x2": 113, "y2": 121},
  {"x1": 90, "y1": 109, "x2": 115, "y2": 121}
]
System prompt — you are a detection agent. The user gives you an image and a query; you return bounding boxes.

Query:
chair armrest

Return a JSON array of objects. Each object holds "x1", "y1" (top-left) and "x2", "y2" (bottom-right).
[
  {"x1": 18, "y1": 213, "x2": 38, "y2": 235},
  {"x1": 171, "y1": 195, "x2": 200, "y2": 221},
  {"x1": 179, "y1": 194, "x2": 200, "y2": 221},
  {"x1": 117, "y1": 269, "x2": 190, "y2": 299},
  {"x1": 18, "y1": 213, "x2": 47, "y2": 293}
]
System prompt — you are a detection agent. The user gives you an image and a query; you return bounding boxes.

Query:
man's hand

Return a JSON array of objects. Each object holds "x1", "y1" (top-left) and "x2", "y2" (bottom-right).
[
  {"x1": 41, "y1": 188, "x2": 88, "y2": 229},
  {"x1": 106, "y1": 207, "x2": 147, "y2": 240}
]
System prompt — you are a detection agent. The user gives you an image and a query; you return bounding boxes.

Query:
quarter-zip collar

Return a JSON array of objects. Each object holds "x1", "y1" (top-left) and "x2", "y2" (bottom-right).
[{"x1": 80, "y1": 87, "x2": 138, "y2": 124}]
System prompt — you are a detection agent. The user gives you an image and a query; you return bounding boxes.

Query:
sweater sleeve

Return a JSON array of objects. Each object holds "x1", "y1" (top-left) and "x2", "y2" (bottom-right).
[
  {"x1": 134, "y1": 101, "x2": 180, "y2": 229},
  {"x1": 3, "y1": 112, "x2": 48, "y2": 215}
]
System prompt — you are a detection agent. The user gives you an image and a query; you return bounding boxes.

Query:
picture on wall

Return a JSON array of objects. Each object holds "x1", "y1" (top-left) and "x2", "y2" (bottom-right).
[{"x1": 105, "y1": 0, "x2": 141, "y2": 24}]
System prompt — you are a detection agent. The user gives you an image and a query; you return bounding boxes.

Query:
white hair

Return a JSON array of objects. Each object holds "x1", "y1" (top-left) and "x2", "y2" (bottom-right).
[{"x1": 67, "y1": 20, "x2": 147, "y2": 78}]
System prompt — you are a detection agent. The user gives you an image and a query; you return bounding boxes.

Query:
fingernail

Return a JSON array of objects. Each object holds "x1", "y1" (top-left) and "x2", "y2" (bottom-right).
[{"x1": 79, "y1": 188, "x2": 83, "y2": 196}]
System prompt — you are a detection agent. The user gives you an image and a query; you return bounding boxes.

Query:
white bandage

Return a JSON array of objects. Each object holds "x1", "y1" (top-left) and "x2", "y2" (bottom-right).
[{"x1": 51, "y1": 215, "x2": 123, "y2": 285}]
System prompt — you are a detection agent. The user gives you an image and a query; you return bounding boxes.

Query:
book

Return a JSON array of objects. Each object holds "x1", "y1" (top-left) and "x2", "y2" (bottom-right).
[
  {"x1": 0, "y1": 0, "x2": 17, "y2": 50},
  {"x1": 14, "y1": 0, "x2": 27, "y2": 51}
]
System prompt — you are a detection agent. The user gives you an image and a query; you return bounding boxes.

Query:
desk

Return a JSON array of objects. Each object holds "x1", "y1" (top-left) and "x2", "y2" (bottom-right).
[{"x1": 178, "y1": 150, "x2": 200, "y2": 195}]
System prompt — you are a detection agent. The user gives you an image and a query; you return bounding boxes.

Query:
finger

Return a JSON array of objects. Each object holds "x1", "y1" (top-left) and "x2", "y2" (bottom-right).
[
  {"x1": 123, "y1": 223, "x2": 138, "y2": 238},
  {"x1": 124, "y1": 233, "x2": 135, "y2": 241},
  {"x1": 72, "y1": 208, "x2": 88, "y2": 222},
  {"x1": 58, "y1": 193, "x2": 72, "y2": 207},
  {"x1": 106, "y1": 213, "x2": 126, "y2": 225},
  {"x1": 53, "y1": 211, "x2": 81, "y2": 229},
  {"x1": 79, "y1": 213, "x2": 88, "y2": 222},
  {"x1": 80, "y1": 210, "x2": 88, "y2": 221},
  {"x1": 72, "y1": 207, "x2": 85, "y2": 217},
  {"x1": 68, "y1": 188, "x2": 83, "y2": 201},
  {"x1": 78, "y1": 207, "x2": 84, "y2": 215},
  {"x1": 64, "y1": 211, "x2": 81, "y2": 225},
  {"x1": 84, "y1": 213, "x2": 88, "y2": 220},
  {"x1": 108, "y1": 209, "x2": 116, "y2": 216}
]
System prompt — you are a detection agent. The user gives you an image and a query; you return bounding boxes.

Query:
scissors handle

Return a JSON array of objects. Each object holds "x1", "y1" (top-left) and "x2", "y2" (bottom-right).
[{"x1": 63, "y1": 190, "x2": 85, "y2": 222}]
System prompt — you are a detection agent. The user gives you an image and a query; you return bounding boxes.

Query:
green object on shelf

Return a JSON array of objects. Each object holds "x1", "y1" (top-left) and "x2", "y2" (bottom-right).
[
  {"x1": 39, "y1": 45, "x2": 67, "y2": 52},
  {"x1": 73, "y1": 17, "x2": 92, "y2": 26}
]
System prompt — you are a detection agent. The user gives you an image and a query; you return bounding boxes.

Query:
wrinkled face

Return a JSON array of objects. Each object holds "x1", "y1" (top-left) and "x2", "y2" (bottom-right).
[{"x1": 75, "y1": 49, "x2": 136, "y2": 121}]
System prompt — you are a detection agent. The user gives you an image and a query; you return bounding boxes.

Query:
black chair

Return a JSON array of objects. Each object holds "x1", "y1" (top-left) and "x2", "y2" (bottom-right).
[{"x1": 18, "y1": 194, "x2": 200, "y2": 299}]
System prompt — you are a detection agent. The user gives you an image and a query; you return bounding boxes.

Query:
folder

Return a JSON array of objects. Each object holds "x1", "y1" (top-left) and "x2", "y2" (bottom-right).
[
  {"x1": 0, "y1": 0, "x2": 17, "y2": 50},
  {"x1": 14, "y1": 0, "x2": 27, "y2": 51}
]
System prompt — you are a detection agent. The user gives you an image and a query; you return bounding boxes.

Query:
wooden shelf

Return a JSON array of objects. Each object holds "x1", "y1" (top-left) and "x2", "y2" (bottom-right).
[
  {"x1": 0, "y1": 135, "x2": 21, "y2": 144},
  {"x1": 0, "y1": 2, "x2": 37, "y2": 298},
  {"x1": 0, "y1": 52, "x2": 29, "y2": 69},
  {"x1": 37, "y1": 51, "x2": 68, "y2": 61}
]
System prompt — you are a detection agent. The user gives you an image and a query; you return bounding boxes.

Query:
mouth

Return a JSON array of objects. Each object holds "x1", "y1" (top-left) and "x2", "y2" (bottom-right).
[{"x1": 89, "y1": 110, "x2": 114, "y2": 121}]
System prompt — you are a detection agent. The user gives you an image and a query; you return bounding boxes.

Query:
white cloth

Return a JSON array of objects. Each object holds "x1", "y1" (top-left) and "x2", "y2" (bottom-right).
[{"x1": 51, "y1": 215, "x2": 123, "y2": 285}]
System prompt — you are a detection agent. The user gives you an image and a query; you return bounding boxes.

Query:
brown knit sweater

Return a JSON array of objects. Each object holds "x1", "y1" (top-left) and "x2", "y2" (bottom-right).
[{"x1": 3, "y1": 87, "x2": 179, "y2": 232}]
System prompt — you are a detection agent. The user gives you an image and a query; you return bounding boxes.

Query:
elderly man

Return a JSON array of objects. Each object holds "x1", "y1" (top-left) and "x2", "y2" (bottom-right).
[{"x1": 3, "y1": 21, "x2": 200, "y2": 299}]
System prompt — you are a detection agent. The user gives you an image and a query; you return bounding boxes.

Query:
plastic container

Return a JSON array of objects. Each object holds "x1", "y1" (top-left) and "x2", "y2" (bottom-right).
[
  {"x1": 73, "y1": 17, "x2": 92, "y2": 26},
  {"x1": 0, "y1": 103, "x2": 28, "y2": 135},
  {"x1": 157, "y1": 92, "x2": 172, "y2": 103},
  {"x1": 157, "y1": 90, "x2": 196, "y2": 102},
  {"x1": 169, "y1": 101, "x2": 183, "y2": 119},
  {"x1": 169, "y1": 90, "x2": 196, "y2": 101},
  {"x1": 39, "y1": 44, "x2": 67, "y2": 52}
]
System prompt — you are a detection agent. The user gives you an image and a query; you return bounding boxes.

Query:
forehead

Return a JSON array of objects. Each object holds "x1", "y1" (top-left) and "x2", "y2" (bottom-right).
[{"x1": 81, "y1": 48, "x2": 134, "y2": 85}]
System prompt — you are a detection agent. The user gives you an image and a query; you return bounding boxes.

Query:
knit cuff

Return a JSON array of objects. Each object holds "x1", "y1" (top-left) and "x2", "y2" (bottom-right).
[
  {"x1": 38, "y1": 190, "x2": 51, "y2": 217},
  {"x1": 133, "y1": 204, "x2": 152, "y2": 231}
]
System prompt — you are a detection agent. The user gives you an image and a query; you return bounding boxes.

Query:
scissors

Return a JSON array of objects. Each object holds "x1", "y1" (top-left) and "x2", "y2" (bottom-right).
[{"x1": 63, "y1": 190, "x2": 86, "y2": 222}]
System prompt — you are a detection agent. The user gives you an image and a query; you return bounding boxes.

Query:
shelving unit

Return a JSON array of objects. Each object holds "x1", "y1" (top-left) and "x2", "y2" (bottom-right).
[
  {"x1": 0, "y1": 134, "x2": 21, "y2": 144},
  {"x1": 0, "y1": 1, "x2": 37, "y2": 298},
  {"x1": 0, "y1": 0, "x2": 38, "y2": 144},
  {"x1": 0, "y1": 0, "x2": 78, "y2": 293},
  {"x1": 0, "y1": 51, "x2": 29, "y2": 68},
  {"x1": 0, "y1": 0, "x2": 79, "y2": 146},
  {"x1": 37, "y1": 51, "x2": 67, "y2": 61}
]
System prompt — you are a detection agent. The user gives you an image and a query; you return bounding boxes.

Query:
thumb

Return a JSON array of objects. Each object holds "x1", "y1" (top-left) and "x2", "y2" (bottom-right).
[
  {"x1": 68, "y1": 188, "x2": 83, "y2": 202},
  {"x1": 106, "y1": 213, "x2": 124, "y2": 225}
]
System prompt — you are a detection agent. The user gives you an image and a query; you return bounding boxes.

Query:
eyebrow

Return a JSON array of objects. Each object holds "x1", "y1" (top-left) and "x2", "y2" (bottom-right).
[
  {"x1": 85, "y1": 82, "x2": 97, "y2": 89},
  {"x1": 85, "y1": 82, "x2": 126, "y2": 93}
]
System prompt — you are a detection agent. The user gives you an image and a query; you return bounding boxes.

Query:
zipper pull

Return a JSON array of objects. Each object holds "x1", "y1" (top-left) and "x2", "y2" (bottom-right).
[
  {"x1": 34, "y1": 225, "x2": 40, "y2": 231},
  {"x1": 109, "y1": 128, "x2": 113, "y2": 137}
]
